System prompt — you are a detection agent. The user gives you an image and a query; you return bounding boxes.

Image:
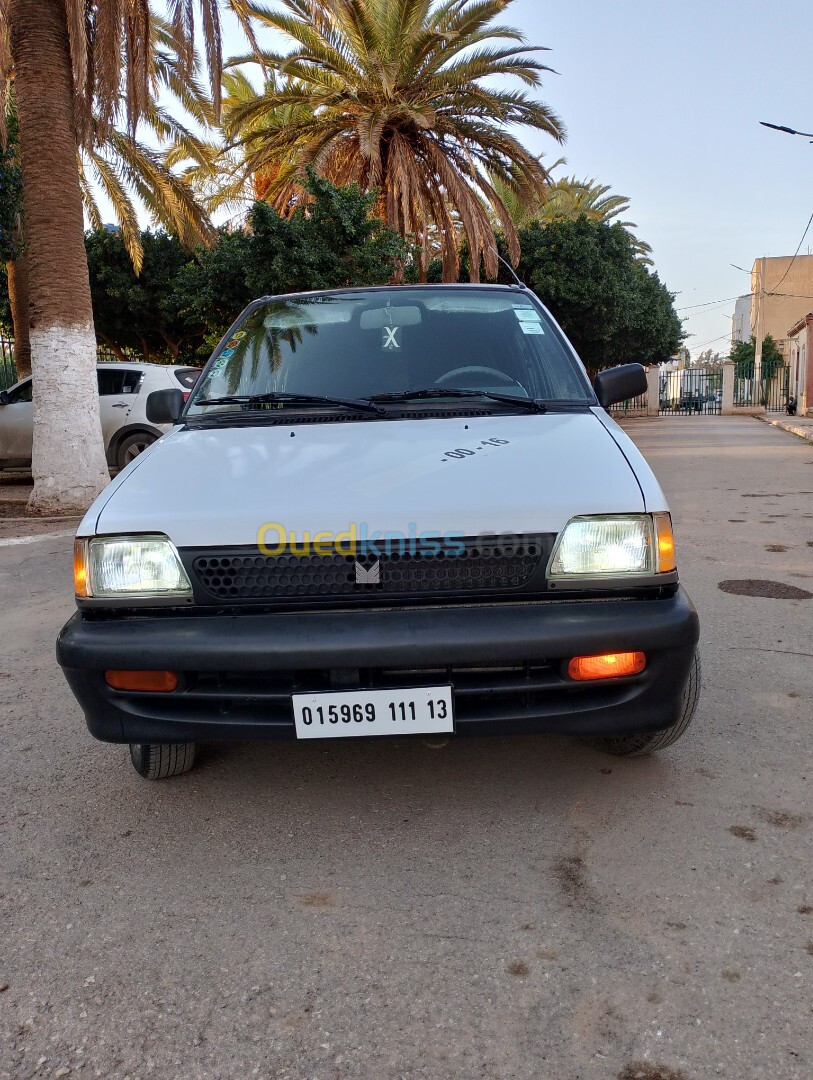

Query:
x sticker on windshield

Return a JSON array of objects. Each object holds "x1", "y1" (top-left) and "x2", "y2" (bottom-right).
[{"x1": 382, "y1": 326, "x2": 400, "y2": 350}]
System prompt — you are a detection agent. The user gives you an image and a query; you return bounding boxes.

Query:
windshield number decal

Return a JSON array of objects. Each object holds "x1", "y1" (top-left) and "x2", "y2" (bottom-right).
[{"x1": 443, "y1": 438, "x2": 509, "y2": 461}]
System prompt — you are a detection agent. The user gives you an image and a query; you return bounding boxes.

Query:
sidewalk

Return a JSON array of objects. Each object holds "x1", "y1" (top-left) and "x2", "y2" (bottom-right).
[
  {"x1": 0, "y1": 471, "x2": 81, "y2": 540},
  {"x1": 757, "y1": 413, "x2": 813, "y2": 443}
]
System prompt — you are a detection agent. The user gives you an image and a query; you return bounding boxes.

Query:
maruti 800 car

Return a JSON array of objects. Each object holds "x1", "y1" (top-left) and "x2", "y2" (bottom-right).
[{"x1": 57, "y1": 285, "x2": 700, "y2": 779}]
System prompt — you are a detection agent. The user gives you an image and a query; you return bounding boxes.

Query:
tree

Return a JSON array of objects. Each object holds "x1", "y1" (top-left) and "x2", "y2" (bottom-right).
[
  {"x1": 514, "y1": 217, "x2": 681, "y2": 374},
  {"x1": 176, "y1": 171, "x2": 408, "y2": 347},
  {"x1": 1, "y1": 0, "x2": 255, "y2": 514},
  {"x1": 86, "y1": 229, "x2": 205, "y2": 363},
  {"x1": 729, "y1": 334, "x2": 783, "y2": 379},
  {"x1": 220, "y1": 0, "x2": 564, "y2": 282}
]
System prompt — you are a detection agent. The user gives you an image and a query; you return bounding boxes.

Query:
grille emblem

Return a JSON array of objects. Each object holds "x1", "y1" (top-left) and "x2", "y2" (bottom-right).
[{"x1": 355, "y1": 559, "x2": 381, "y2": 585}]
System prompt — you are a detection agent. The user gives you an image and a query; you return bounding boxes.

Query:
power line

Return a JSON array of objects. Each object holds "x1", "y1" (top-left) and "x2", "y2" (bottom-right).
[
  {"x1": 768, "y1": 209, "x2": 813, "y2": 293},
  {"x1": 676, "y1": 294, "x2": 751, "y2": 312}
]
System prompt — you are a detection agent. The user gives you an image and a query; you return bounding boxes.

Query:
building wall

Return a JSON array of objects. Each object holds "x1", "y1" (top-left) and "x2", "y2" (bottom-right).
[
  {"x1": 786, "y1": 315, "x2": 813, "y2": 414},
  {"x1": 731, "y1": 295, "x2": 751, "y2": 343},
  {"x1": 751, "y1": 255, "x2": 813, "y2": 358}
]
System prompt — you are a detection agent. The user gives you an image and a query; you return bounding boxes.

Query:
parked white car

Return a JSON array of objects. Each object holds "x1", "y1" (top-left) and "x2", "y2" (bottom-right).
[
  {"x1": 0, "y1": 362, "x2": 200, "y2": 471},
  {"x1": 58, "y1": 285, "x2": 701, "y2": 780}
]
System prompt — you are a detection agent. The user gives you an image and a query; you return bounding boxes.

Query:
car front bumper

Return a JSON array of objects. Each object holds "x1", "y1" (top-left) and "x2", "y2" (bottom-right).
[{"x1": 57, "y1": 590, "x2": 700, "y2": 744}]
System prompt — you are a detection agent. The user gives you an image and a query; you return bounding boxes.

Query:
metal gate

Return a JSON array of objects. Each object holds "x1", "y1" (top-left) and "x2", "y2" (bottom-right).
[
  {"x1": 0, "y1": 333, "x2": 16, "y2": 390},
  {"x1": 734, "y1": 365, "x2": 789, "y2": 412},
  {"x1": 659, "y1": 370, "x2": 722, "y2": 415}
]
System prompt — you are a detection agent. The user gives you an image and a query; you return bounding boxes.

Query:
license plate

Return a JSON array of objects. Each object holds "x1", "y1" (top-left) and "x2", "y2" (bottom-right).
[{"x1": 291, "y1": 685, "x2": 454, "y2": 740}]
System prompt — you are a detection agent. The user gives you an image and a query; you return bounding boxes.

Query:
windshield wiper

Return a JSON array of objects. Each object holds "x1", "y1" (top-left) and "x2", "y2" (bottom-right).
[
  {"x1": 193, "y1": 392, "x2": 386, "y2": 416},
  {"x1": 367, "y1": 388, "x2": 548, "y2": 413}
]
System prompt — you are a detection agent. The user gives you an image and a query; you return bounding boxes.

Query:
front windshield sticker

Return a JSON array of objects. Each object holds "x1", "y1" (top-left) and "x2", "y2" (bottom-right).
[
  {"x1": 519, "y1": 322, "x2": 544, "y2": 335},
  {"x1": 226, "y1": 338, "x2": 241, "y2": 348},
  {"x1": 232, "y1": 331, "x2": 246, "y2": 339},
  {"x1": 382, "y1": 326, "x2": 400, "y2": 350},
  {"x1": 220, "y1": 348, "x2": 235, "y2": 358},
  {"x1": 514, "y1": 307, "x2": 542, "y2": 322}
]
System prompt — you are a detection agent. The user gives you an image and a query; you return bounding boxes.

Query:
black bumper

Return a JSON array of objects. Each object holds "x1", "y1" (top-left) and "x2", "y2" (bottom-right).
[{"x1": 57, "y1": 591, "x2": 700, "y2": 744}]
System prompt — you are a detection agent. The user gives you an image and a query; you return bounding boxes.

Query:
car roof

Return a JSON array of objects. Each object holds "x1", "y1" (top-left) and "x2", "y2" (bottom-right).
[{"x1": 252, "y1": 283, "x2": 528, "y2": 304}]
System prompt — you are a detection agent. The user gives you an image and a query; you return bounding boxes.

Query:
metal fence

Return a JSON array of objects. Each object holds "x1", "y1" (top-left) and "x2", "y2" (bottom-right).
[
  {"x1": 608, "y1": 391, "x2": 648, "y2": 415},
  {"x1": 734, "y1": 365, "x2": 789, "y2": 412},
  {"x1": 0, "y1": 333, "x2": 15, "y2": 390},
  {"x1": 658, "y1": 369, "x2": 722, "y2": 415}
]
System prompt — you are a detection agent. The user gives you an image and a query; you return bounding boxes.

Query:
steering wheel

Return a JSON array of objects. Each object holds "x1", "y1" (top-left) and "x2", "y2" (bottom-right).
[{"x1": 435, "y1": 365, "x2": 521, "y2": 389}]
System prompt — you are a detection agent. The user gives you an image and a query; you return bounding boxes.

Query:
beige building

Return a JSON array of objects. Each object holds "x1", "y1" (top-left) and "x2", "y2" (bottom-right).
[{"x1": 751, "y1": 255, "x2": 813, "y2": 358}]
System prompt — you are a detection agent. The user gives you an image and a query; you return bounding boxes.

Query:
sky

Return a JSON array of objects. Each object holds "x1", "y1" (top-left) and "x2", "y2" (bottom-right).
[
  {"x1": 498, "y1": 0, "x2": 813, "y2": 357},
  {"x1": 124, "y1": 0, "x2": 813, "y2": 359}
]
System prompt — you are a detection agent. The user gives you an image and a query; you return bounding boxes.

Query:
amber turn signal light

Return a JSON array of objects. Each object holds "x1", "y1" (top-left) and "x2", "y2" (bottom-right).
[
  {"x1": 74, "y1": 539, "x2": 89, "y2": 597},
  {"x1": 567, "y1": 652, "x2": 646, "y2": 681},
  {"x1": 653, "y1": 513, "x2": 676, "y2": 573},
  {"x1": 105, "y1": 670, "x2": 179, "y2": 692}
]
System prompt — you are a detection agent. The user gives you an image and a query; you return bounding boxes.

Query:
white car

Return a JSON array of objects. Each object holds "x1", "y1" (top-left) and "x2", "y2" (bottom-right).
[
  {"x1": 0, "y1": 361, "x2": 200, "y2": 472},
  {"x1": 57, "y1": 285, "x2": 701, "y2": 780}
]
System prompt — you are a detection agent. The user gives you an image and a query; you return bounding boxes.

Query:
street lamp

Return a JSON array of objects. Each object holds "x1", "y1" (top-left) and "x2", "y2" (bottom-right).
[{"x1": 760, "y1": 121, "x2": 813, "y2": 141}]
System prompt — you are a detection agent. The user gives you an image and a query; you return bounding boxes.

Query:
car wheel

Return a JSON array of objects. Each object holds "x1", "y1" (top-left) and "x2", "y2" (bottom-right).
[
  {"x1": 590, "y1": 652, "x2": 701, "y2": 757},
  {"x1": 129, "y1": 742, "x2": 197, "y2": 780},
  {"x1": 116, "y1": 431, "x2": 157, "y2": 470}
]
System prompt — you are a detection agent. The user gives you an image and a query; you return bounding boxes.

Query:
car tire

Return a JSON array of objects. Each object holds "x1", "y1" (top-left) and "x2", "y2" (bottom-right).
[
  {"x1": 115, "y1": 431, "x2": 157, "y2": 470},
  {"x1": 129, "y1": 742, "x2": 196, "y2": 779},
  {"x1": 590, "y1": 652, "x2": 702, "y2": 757}
]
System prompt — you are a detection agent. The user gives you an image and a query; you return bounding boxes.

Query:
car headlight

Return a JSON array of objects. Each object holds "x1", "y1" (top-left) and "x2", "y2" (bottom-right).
[
  {"x1": 548, "y1": 514, "x2": 675, "y2": 578},
  {"x1": 74, "y1": 535, "x2": 192, "y2": 598}
]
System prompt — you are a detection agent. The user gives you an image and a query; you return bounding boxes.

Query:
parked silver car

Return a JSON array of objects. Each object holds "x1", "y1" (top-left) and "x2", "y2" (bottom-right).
[{"x1": 0, "y1": 362, "x2": 200, "y2": 472}]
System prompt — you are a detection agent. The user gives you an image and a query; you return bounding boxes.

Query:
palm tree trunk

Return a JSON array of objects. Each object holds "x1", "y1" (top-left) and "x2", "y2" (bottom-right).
[
  {"x1": 9, "y1": 0, "x2": 109, "y2": 514},
  {"x1": 7, "y1": 253, "x2": 31, "y2": 379}
]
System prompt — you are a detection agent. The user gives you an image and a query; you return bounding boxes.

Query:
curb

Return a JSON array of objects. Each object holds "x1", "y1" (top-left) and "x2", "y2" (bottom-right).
[{"x1": 757, "y1": 415, "x2": 813, "y2": 444}]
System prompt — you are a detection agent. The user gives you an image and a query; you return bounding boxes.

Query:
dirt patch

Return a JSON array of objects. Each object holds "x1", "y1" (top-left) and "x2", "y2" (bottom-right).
[
  {"x1": 729, "y1": 825, "x2": 757, "y2": 842},
  {"x1": 555, "y1": 854, "x2": 595, "y2": 910},
  {"x1": 765, "y1": 544, "x2": 789, "y2": 552},
  {"x1": 805, "y1": 943, "x2": 813, "y2": 956},
  {"x1": 721, "y1": 970, "x2": 741, "y2": 982},
  {"x1": 535, "y1": 947, "x2": 559, "y2": 961},
  {"x1": 754, "y1": 806, "x2": 806, "y2": 829},
  {"x1": 297, "y1": 891, "x2": 336, "y2": 908},
  {"x1": 666, "y1": 921, "x2": 687, "y2": 930},
  {"x1": 506, "y1": 960, "x2": 529, "y2": 977},
  {"x1": 728, "y1": 519, "x2": 745, "y2": 523},
  {"x1": 617, "y1": 1063, "x2": 688, "y2": 1080},
  {"x1": 718, "y1": 579, "x2": 813, "y2": 599},
  {"x1": 798, "y1": 905, "x2": 813, "y2": 915}
]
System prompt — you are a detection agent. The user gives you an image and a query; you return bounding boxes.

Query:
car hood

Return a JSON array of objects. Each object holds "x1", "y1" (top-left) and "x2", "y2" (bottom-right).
[{"x1": 85, "y1": 411, "x2": 646, "y2": 547}]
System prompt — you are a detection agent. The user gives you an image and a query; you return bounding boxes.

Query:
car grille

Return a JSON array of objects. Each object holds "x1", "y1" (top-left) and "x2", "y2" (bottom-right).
[{"x1": 186, "y1": 536, "x2": 551, "y2": 603}]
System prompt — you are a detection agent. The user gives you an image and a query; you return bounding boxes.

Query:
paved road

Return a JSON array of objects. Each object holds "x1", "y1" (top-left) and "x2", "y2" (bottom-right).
[{"x1": 1, "y1": 417, "x2": 811, "y2": 1080}]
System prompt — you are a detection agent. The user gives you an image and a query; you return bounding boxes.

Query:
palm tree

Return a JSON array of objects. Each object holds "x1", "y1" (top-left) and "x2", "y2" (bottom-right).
[
  {"x1": 491, "y1": 167, "x2": 653, "y2": 262},
  {"x1": 2, "y1": 22, "x2": 215, "y2": 381},
  {"x1": 0, "y1": 0, "x2": 254, "y2": 515},
  {"x1": 221, "y1": 0, "x2": 564, "y2": 282}
]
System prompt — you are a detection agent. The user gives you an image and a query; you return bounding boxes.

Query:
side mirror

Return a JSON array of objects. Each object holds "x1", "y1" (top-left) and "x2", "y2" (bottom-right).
[
  {"x1": 146, "y1": 388, "x2": 185, "y2": 424},
  {"x1": 0, "y1": 390, "x2": 9, "y2": 405},
  {"x1": 593, "y1": 363, "x2": 648, "y2": 409}
]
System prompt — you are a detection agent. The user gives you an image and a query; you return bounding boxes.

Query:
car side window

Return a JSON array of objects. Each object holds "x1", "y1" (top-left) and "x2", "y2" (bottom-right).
[
  {"x1": 122, "y1": 370, "x2": 143, "y2": 394},
  {"x1": 7, "y1": 379, "x2": 32, "y2": 404},
  {"x1": 97, "y1": 368, "x2": 142, "y2": 396}
]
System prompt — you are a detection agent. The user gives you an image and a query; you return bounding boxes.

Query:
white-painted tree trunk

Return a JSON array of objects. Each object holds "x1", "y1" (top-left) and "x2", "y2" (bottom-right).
[{"x1": 27, "y1": 323, "x2": 110, "y2": 515}]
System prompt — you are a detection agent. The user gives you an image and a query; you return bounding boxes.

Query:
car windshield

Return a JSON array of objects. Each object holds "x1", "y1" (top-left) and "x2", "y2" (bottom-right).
[{"x1": 186, "y1": 288, "x2": 593, "y2": 418}]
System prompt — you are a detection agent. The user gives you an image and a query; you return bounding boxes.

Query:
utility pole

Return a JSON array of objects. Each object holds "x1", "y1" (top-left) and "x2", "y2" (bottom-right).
[{"x1": 753, "y1": 256, "x2": 766, "y2": 388}]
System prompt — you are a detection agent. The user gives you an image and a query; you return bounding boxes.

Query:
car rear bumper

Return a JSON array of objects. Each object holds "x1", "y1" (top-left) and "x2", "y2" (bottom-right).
[{"x1": 57, "y1": 590, "x2": 700, "y2": 744}]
